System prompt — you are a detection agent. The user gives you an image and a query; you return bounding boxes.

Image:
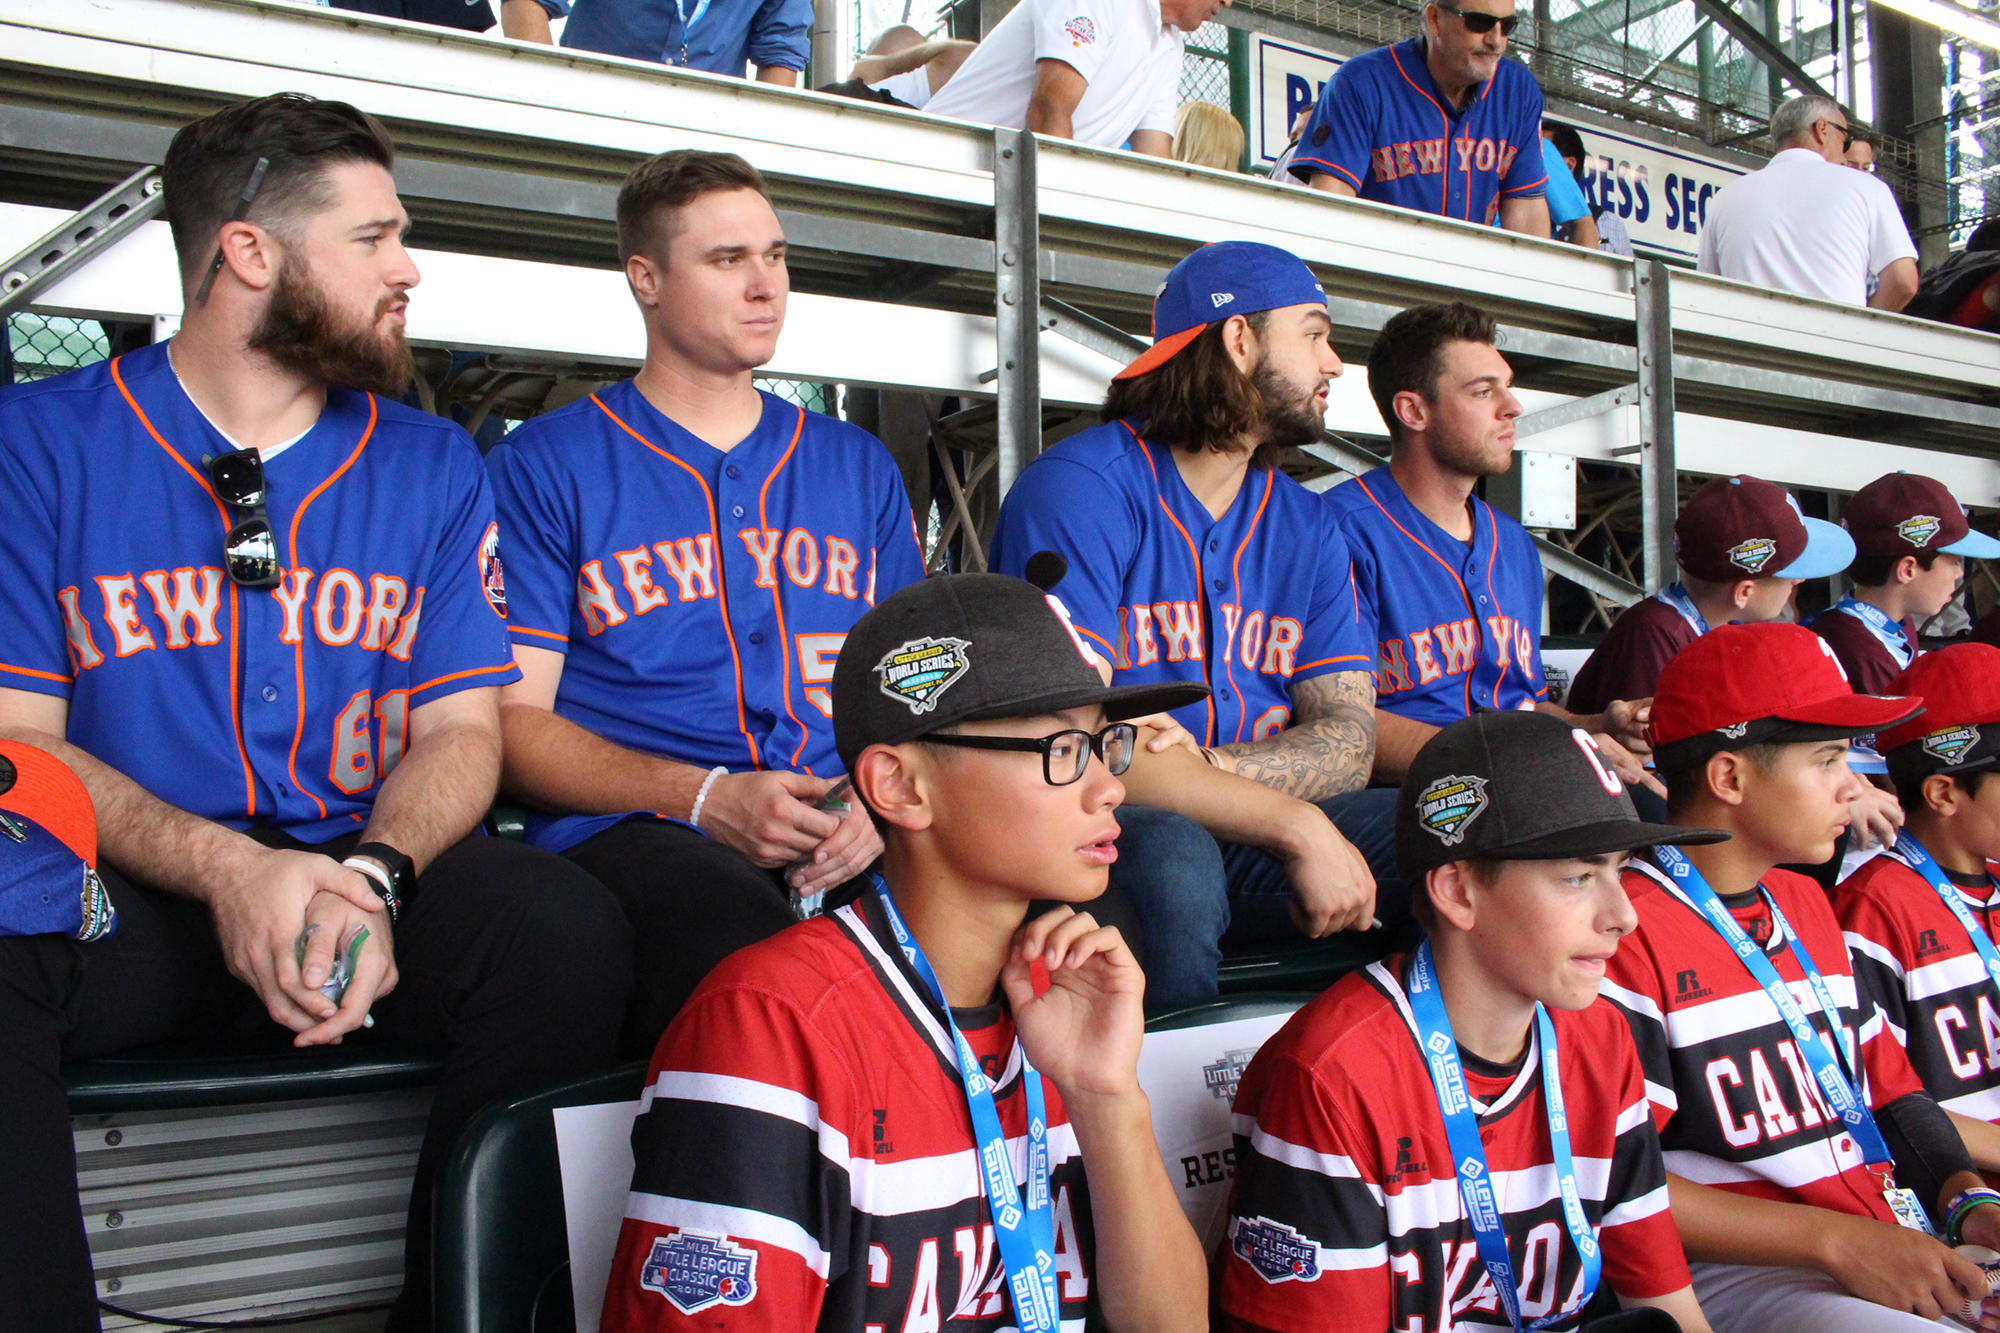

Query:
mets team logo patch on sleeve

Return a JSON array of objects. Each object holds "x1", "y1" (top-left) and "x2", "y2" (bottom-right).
[
  {"x1": 477, "y1": 521, "x2": 507, "y2": 620},
  {"x1": 640, "y1": 1232, "x2": 758, "y2": 1314},
  {"x1": 1726, "y1": 537, "x2": 1778, "y2": 574},
  {"x1": 1896, "y1": 514, "x2": 1943, "y2": 548},
  {"x1": 876, "y1": 636, "x2": 971, "y2": 714},
  {"x1": 1232, "y1": 1216, "x2": 1322, "y2": 1283},
  {"x1": 1415, "y1": 774, "x2": 1488, "y2": 846},
  {"x1": 1921, "y1": 723, "x2": 1981, "y2": 766}
]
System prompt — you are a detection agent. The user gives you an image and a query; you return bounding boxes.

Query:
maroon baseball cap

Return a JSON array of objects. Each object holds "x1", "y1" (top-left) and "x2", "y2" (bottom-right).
[
  {"x1": 1647, "y1": 622, "x2": 1923, "y2": 763},
  {"x1": 1876, "y1": 644, "x2": 2000, "y2": 785},
  {"x1": 1674, "y1": 475, "x2": 1855, "y2": 582},
  {"x1": 1843, "y1": 472, "x2": 2000, "y2": 559}
]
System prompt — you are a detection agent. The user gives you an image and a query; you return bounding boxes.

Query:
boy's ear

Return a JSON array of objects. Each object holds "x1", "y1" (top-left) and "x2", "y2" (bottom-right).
[
  {"x1": 1728, "y1": 579, "x2": 1758, "y2": 611},
  {"x1": 1429, "y1": 862, "x2": 1481, "y2": 933},
  {"x1": 1894, "y1": 554, "x2": 1922, "y2": 587},
  {"x1": 1923, "y1": 771, "x2": 1966, "y2": 818},
  {"x1": 1703, "y1": 750, "x2": 1752, "y2": 808},
  {"x1": 854, "y1": 744, "x2": 933, "y2": 832}
]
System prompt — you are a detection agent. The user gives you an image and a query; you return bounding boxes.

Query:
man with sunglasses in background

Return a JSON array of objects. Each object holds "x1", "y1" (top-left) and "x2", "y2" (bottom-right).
[
  {"x1": 1698, "y1": 94, "x2": 1918, "y2": 310},
  {"x1": 0, "y1": 93, "x2": 631, "y2": 1333},
  {"x1": 1285, "y1": 0, "x2": 1551, "y2": 236}
]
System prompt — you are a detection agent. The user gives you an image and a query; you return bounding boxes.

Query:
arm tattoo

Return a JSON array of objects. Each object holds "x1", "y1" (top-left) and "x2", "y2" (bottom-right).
[{"x1": 1219, "y1": 670, "x2": 1377, "y2": 801}]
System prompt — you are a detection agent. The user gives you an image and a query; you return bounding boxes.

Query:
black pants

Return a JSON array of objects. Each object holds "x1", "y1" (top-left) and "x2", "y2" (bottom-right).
[
  {"x1": 563, "y1": 818, "x2": 824, "y2": 1057},
  {"x1": 0, "y1": 831, "x2": 632, "y2": 1333}
]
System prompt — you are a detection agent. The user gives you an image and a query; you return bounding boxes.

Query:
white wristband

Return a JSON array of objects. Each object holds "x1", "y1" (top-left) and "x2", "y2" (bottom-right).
[
  {"x1": 342, "y1": 856, "x2": 394, "y2": 896},
  {"x1": 691, "y1": 766, "x2": 727, "y2": 830}
]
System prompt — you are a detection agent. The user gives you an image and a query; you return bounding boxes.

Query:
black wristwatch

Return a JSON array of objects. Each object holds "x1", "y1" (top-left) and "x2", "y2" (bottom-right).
[{"x1": 346, "y1": 841, "x2": 416, "y2": 922}]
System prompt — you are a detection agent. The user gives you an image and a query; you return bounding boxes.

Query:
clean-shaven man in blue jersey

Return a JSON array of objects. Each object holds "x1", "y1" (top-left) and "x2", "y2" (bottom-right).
[
  {"x1": 1289, "y1": 0, "x2": 1551, "y2": 236},
  {"x1": 1326, "y1": 301, "x2": 1657, "y2": 791},
  {"x1": 490, "y1": 150, "x2": 925, "y2": 1053},
  {"x1": 0, "y1": 94, "x2": 630, "y2": 1333}
]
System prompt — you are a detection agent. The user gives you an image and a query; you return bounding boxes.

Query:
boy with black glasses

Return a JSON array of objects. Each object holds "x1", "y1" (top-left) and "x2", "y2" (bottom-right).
[
  {"x1": 0, "y1": 93, "x2": 630, "y2": 1332},
  {"x1": 601, "y1": 571, "x2": 1208, "y2": 1331}
]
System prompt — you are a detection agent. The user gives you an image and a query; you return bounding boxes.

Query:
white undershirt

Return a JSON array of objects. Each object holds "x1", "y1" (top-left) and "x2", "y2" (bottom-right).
[{"x1": 166, "y1": 344, "x2": 315, "y2": 461}]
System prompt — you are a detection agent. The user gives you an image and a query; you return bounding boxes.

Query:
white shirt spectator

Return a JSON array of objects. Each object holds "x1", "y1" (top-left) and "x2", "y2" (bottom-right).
[
  {"x1": 876, "y1": 66, "x2": 933, "y2": 107},
  {"x1": 1698, "y1": 146, "x2": 1917, "y2": 306},
  {"x1": 923, "y1": 0, "x2": 1186, "y2": 149}
]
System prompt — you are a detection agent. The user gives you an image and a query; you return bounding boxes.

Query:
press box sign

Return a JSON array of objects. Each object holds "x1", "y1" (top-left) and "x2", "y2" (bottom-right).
[{"x1": 1250, "y1": 33, "x2": 1746, "y2": 259}]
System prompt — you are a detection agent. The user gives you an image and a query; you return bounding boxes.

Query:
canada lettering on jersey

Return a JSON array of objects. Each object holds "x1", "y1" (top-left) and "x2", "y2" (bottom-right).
[{"x1": 574, "y1": 527, "x2": 877, "y2": 636}]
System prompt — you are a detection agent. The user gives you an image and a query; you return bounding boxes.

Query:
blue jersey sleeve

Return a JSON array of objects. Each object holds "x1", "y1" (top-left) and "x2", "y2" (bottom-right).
[
  {"x1": 1286, "y1": 63, "x2": 1374, "y2": 191},
  {"x1": 989, "y1": 455, "x2": 1136, "y2": 667},
  {"x1": 1499, "y1": 76, "x2": 1548, "y2": 197},
  {"x1": 1293, "y1": 514, "x2": 1373, "y2": 685},
  {"x1": 487, "y1": 439, "x2": 578, "y2": 654},
  {"x1": 0, "y1": 425, "x2": 73, "y2": 697},
  {"x1": 405, "y1": 438, "x2": 522, "y2": 707},
  {"x1": 1540, "y1": 136, "x2": 1588, "y2": 224},
  {"x1": 747, "y1": 0, "x2": 810, "y2": 71}
]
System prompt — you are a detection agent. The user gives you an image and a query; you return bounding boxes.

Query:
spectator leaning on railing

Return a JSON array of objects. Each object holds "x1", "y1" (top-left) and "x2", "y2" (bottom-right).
[
  {"x1": 1697, "y1": 94, "x2": 1919, "y2": 311},
  {"x1": 313, "y1": 0, "x2": 567, "y2": 40},
  {"x1": 1286, "y1": 0, "x2": 1551, "y2": 237},
  {"x1": 921, "y1": 0, "x2": 1232, "y2": 155},
  {"x1": 815, "y1": 23, "x2": 975, "y2": 108},
  {"x1": 538, "y1": 0, "x2": 809, "y2": 84}
]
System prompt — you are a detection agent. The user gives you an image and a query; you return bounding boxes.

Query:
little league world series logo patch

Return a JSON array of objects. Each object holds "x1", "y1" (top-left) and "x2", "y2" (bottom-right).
[
  {"x1": 1415, "y1": 774, "x2": 1489, "y2": 846},
  {"x1": 1727, "y1": 537, "x2": 1779, "y2": 574},
  {"x1": 1921, "y1": 723, "x2": 1982, "y2": 767},
  {"x1": 877, "y1": 636, "x2": 972, "y2": 714},
  {"x1": 1897, "y1": 514, "x2": 1943, "y2": 548},
  {"x1": 1063, "y1": 14, "x2": 1096, "y2": 43},
  {"x1": 640, "y1": 1232, "x2": 758, "y2": 1315},
  {"x1": 1232, "y1": 1216, "x2": 1322, "y2": 1284}
]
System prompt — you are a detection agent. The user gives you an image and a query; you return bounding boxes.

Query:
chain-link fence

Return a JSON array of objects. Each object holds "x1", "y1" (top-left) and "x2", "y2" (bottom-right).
[
  {"x1": 8, "y1": 313, "x2": 111, "y2": 385},
  {"x1": 756, "y1": 376, "x2": 842, "y2": 417},
  {"x1": 1180, "y1": 20, "x2": 1233, "y2": 106}
]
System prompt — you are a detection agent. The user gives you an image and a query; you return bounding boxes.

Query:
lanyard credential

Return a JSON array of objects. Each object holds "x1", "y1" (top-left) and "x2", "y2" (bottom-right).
[
  {"x1": 672, "y1": 0, "x2": 714, "y2": 63},
  {"x1": 1888, "y1": 835, "x2": 2000, "y2": 995},
  {"x1": 1645, "y1": 847, "x2": 1893, "y2": 1166},
  {"x1": 1654, "y1": 583, "x2": 1710, "y2": 636},
  {"x1": 1834, "y1": 597, "x2": 1915, "y2": 669},
  {"x1": 871, "y1": 878, "x2": 1060, "y2": 1332},
  {"x1": 1406, "y1": 943, "x2": 1600, "y2": 1330}
]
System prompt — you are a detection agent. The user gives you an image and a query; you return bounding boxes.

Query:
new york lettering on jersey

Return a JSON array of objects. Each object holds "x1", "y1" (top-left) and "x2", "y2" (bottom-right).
[
  {"x1": 489, "y1": 381, "x2": 924, "y2": 850},
  {"x1": 1222, "y1": 960, "x2": 1687, "y2": 1332},
  {"x1": 1840, "y1": 851, "x2": 2000, "y2": 1123},
  {"x1": 0, "y1": 343, "x2": 517, "y2": 841},
  {"x1": 599, "y1": 894, "x2": 1099, "y2": 1332},
  {"x1": 1324, "y1": 466, "x2": 1545, "y2": 726},
  {"x1": 1600, "y1": 860, "x2": 1924, "y2": 1221},
  {"x1": 1286, "y1": 36, "x2": 1548, "y2": 224},
  {"x1": 989, "y1": 421, "x2": 1370, "y2": 747}
]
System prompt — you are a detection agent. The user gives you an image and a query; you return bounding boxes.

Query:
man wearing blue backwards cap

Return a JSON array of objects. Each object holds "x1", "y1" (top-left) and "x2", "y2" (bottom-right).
[{"x1": 992, "y1": 241, "x2": 1400, "y2": 1012}]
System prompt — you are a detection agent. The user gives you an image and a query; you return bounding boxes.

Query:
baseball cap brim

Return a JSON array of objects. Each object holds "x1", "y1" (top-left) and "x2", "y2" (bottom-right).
[
  {"x1": 1942, "y1": 528, "x2": 2000, "y2": 558},
  {"x1": 963, "y1": 678, "x2": 1210, "y2": 726},
  {"x1": 1113, "y1": 323, "x2": 1208, "y2": 380},
  {"x1": 1771, "y1": 691, "x2": 1924, "y2": 733},
  {"x1": 1495, "y1": 815, "x2": 1730, "y2": 863},
  {"x1": 1773, "y1": 517, "x2": 1856, "y2": 579}
]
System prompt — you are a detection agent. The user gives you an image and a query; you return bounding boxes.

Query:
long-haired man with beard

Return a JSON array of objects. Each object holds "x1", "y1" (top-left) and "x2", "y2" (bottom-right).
[
  {"x1": 991, "y1": 241, "x2": 1400, "y2": 1012},
  {"x1": 0, "y1": 93, "x2": 631, "y2": 1332}
]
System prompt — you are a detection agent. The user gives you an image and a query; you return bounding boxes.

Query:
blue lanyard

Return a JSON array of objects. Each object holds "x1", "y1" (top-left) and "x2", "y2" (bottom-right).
[
  {"x1": 1654, "y1": 583, "x2": 1709, "y2": 635},
  {"x1": 1834, "y1": 597, "x2": 1915, "y2": 669},
  {"x1": 870, "y1": 878, "x2": 1060, "y2": 1332},
  {"x1": 1406, "y1": 942, "x2": 1600, "y2": 1330},
  {"x1": 1887, "y1": 834, "x2": 2000, "y2": 995},
  {"x1": 1644, "y1": 847, "x2": 1894, "y2": 1166},
  {"x1": 672, "y1": 0, "x2": 714, "y2": 61}
]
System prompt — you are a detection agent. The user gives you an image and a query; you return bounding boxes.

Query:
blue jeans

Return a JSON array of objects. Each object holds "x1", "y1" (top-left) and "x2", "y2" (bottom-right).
[{"x1": 1104, "y1": 788, "x2": 1404, "y2": 1013}]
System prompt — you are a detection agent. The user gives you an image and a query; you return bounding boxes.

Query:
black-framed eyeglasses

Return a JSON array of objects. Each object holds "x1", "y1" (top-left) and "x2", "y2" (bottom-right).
[
  {"x1": 1435, "y1": 2, "x2": 1519, "y2": 35},
  {"x1": 194, "y1": 156, "x2": 270, "y2": 306},
  {"x1": 922, "y1": 722, "x2": 1138, "y2": 787},
  {"x1": 1820, "y1": 118, "x2": 1854, "y2": 152},
  {"x1": 203, "y1": 447, "x2": 281, "y2": 588}
]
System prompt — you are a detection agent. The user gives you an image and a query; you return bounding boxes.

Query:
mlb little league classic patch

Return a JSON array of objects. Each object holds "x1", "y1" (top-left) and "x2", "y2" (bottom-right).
[
  {"x1": 876, "y1": 636, "x2": 972, "y2": 714},
  {"x1": 1232, "y1": 1215, "x2": 1322, "y2": 1284},
  {"x1": 640, "y1": 1232, "x2": 758, "y2": 1315},
  {"x1": 1415, "y1": 774, "x2": 1489, "y2": 846}
]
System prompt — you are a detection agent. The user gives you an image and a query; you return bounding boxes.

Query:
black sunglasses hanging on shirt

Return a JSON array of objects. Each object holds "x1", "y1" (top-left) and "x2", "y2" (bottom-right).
[{"x1": 203, "y1": 447, "x2": 281, "y2": 588}]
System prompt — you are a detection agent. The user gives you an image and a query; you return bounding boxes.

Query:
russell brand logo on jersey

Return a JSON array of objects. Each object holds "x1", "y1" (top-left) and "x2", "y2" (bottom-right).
[{"x1": 640, "y1": 1232, "x2": 758, "y2": 1315}]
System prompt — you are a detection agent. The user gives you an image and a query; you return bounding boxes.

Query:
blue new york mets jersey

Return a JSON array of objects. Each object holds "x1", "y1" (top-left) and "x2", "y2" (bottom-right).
[
  {"x1": 489, "y1": 380, "x2": 924, "y2": 852},
  {"x1": 0, "y1": 342, "x2": 518, "y2": 842},
  {"x1": 1286, "y1": 36, "x2": 1547, "y2": 225},
  {"x1": 989, "y1": 419, "x2": 1372, "y2": 746},
  {"x1": 1324, "y1": 465, "x2": 1546, "y2": 726}
]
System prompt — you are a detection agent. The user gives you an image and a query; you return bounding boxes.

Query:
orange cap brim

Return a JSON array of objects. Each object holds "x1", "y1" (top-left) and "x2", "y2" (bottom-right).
[
  {"x1": 1112, "y1": 323, "x2": 1209, "y2": 380},
  {"x1": 0, "y1": 741, "x2": 97, "y2": 867}
]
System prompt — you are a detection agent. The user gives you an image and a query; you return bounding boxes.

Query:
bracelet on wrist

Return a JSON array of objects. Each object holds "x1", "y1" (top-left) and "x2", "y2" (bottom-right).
[
  {"x1": 691, "y1": 766, "x2": 727, "y2": 830},
  {"x1": 1945, "y1": 1186, "x2": 2000, "y2": 1243}
]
